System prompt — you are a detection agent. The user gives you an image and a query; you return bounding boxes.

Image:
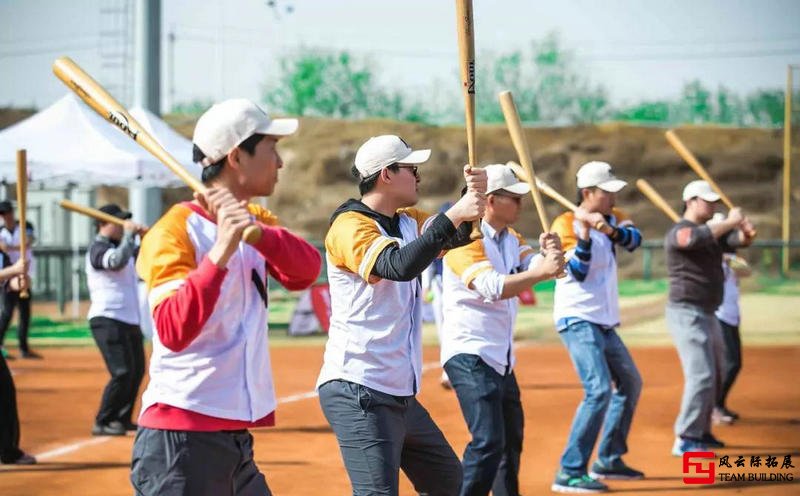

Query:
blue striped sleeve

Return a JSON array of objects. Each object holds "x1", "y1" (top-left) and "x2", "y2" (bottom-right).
[
  {"x1": 567, "y1": 238, "x2": 592, "y2": 281},
  {"x1": 614, "y1": 225, "x2": 642, "y2": 252}
]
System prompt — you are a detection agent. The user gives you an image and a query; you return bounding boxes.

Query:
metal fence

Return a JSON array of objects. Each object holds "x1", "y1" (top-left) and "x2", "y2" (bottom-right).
[{"x1": 29, "y1": 239, "x2": 800, "y2": 311}]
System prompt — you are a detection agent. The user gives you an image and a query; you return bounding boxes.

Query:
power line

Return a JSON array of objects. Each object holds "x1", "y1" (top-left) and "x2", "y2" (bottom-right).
[
  {"x1": 580, "y1": 47, "x2": 800, "y2": 62},
  {"x1": 0, "y1": 43, "x2": 97, "y2": 59}
]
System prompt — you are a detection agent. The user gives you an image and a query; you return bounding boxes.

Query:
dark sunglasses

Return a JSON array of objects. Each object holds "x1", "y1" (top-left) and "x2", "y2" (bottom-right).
[{"x1": 396, "y1": 165, "x2": 420, "y2": 178}]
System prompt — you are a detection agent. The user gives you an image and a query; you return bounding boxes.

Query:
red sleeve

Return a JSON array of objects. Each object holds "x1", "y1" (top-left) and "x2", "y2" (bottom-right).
[
  {"x1": 152, "y1": 256, "x2": 228, "y2": 352},
  {"x1": 253, "y1": 222, "x2": 321, "y2": 291}
]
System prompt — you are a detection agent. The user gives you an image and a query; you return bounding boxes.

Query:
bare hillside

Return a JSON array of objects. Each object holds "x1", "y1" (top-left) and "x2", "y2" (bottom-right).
[{"x1": 2, "y1": 108, "x2": 795, "y2": 273}]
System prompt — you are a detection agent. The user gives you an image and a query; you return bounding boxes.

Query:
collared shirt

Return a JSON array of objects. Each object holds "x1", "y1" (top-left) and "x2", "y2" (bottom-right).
[{"x1": 440, "y1": 221, "x2": 535, "y2": 375}]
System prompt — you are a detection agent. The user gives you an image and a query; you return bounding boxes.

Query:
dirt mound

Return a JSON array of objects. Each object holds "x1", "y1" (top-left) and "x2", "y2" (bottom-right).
[
  {"x1": 267, "y1": 120, "x2": 792, "y2": 247},
  {"x1": 1, "y1": 108, "x2": 795, "y2": 270}
]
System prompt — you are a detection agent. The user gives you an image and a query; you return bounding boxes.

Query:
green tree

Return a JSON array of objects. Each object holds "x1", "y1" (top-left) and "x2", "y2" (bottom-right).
[
  {"x1": 264, "y1": 48, "x2": 432, "y2": 123},
  {"x1": 745, "y1": 89, "x2": 784, "y2": 127}
]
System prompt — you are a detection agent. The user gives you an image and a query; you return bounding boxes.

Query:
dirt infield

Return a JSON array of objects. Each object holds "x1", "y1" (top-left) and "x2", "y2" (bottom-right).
[{"x1": 1, "y1": 344, "x2": 798, "y2": 495}]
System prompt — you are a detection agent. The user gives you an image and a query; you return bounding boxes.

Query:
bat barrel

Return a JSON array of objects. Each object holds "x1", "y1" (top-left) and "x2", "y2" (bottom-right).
[{"x1": 499, "y1": 91, "x2": 551, "y2": 232}]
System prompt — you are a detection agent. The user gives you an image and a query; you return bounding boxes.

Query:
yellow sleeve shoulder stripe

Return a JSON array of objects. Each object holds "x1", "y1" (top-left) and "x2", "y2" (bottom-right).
[
  {"x1": 325, "y1": 211, "x2": 397, "y2": 281},
  {"x1": 445, "y1": 240, "x2": 492, "y2": 287},
  {"x1": 510, "y1": 228, "x2": 535, "y2": 260},
  {"x1": 136, "y1": 204, "x2": 196, "y2": 308},
  {"x1": 248, "y1": 203, "x2": 280, "y2": 226},
  {"x1": 551, "y1": 211, "x2": 578, "y2": 252}
]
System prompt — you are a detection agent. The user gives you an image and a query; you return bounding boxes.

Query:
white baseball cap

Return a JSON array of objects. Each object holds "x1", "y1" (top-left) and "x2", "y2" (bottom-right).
[
  {"x1": 354, "y1": 135, "x2": 431, "y2": 177},
  {"x1": 193, "y1": 98, "x2": 298, "y2": 166},
  {"x1": 682, "y1": 180, "x2": 721, "y2": 202},
  {"x1": 485, "y1": 164, "x2": 531, "y2": 195},
  {"x1": 576, "y1": 161, "x2": 627, "y2": 192}
]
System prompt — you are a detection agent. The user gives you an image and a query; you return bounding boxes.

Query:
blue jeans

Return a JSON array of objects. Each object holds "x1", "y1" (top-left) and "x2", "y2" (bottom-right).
[
  {"x1": 318, "y1": 380, "x2": 462, "y2": 496},
  {"x1": 444, "y1": 354, "x2": 523, "y2": 496},
  {"x1": 558, "y1": 321, "x2": 642, "y2": 475}
]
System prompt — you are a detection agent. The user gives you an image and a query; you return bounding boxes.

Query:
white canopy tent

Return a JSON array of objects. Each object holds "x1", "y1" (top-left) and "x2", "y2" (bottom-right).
[
  {"x1": 0, "y1": 94, "x2": 200, "y2": 321},
  {"x1": 0, "y1": 93, "x2": 199, "y2": 187}
]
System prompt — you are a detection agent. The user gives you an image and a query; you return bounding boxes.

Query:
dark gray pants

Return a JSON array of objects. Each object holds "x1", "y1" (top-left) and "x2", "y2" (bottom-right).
[
  {"x1": 717, "y1": 319, "x2": 741, "y2": 409},
  {"x1": 0, "y1": 290, "x2": 31, "y2": 353},
  {"x1": 666, "y1": 302, "x2": 724, "y2": 440},
  {"x1": 130, "y1": 428, "x2": 271, "y2": 496},
  {"x1": 319, "y1": 379, "x2": 462, "y2": 496}
]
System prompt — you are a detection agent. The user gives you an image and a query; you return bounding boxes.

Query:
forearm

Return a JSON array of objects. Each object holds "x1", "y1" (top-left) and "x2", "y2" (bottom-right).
[
  {"x1": 372, "y1": 214, "x2": 457, "y2": 281},
  {"x1": 566, "y1": 238, "x2": 592, "y2": 281},
  {"x1": 611, "y1": 225, "x2": 642, "y2": 252},
  {"x1": 499, "y1": 269, "x2": 548, "y2": 299},
  {"x1": 104, "y1": 233, "x2": 136, "y2": 270},
  {"x1": 152, "y1": 257, "x2": 227, "y2": 352},
  {"x1": 709, "y1": 219, "x2": 740, "y2": 240},
  {"x1": 254, "y1": 223, "x2": 321, "y2": 290}
]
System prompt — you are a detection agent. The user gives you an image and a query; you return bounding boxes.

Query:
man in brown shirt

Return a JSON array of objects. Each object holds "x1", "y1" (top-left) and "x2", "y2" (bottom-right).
[{"x1": 665, "y1": 180, "x2": 754, "y2": 456}]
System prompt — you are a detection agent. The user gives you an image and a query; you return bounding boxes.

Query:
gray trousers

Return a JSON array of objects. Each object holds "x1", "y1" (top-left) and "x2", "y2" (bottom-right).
[
  {"x1": 130, "y1": 428, "x2": 271, "y2": 496},
  {"x1": 319, "y1": 379, "x2": 462, "y2": 496},
  {"x1": 666, "y1": 302, "x2": 724, "y2": 440}
]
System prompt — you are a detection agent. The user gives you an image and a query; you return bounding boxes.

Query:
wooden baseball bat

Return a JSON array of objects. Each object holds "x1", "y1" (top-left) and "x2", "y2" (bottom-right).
[
  {"x1": 15, "y1": 150, "x2": 29, "y2": 298},
  {"x1": 505, "y1": 161, "x2": 610, "y2": 234},
  {"x1": 455, "y1": 0, "x2": 482, "y2": 240},
  {"x1": 499, "y1": 91, "x2": 550, "y2": 232},
  {"x1": 506, "y1": 161, "x2": 576, "y2": 211},
  {"x1": 52, "y1": 56, "x2": 261, "y2": 244},
  {"x1": 59, "y1": 200, "x2": 149, "y2": 234},
  {"x1": 635, "y1": 179, "x2": 680, "y2": 222},
  {"x1": 665, "y1": 129, "x2": 734, "y2": 209}
]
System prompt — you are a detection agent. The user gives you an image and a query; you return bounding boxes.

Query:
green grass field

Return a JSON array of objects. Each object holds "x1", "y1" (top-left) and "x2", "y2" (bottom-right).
[{"x1": 3, "y1": 277, "x2": 799, "y2": 349}]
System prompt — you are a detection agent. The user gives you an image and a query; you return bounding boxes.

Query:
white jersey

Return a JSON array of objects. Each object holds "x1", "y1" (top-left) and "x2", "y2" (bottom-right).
[
  {"x1": 85, "y1": 235, "x2": 141, "y2": 325},
  {"x1": 0, "y1": 223, "x2": 35, "y2": 277},
  {"x1": 318, "y1": 207, "x2": 434, "y2": 396},
  {"x1": 440, "y1": 223, "x2": 535, "y2": 375},
  {"x1": 715, "y1": 259, "x2": 740, "y2": 326}
]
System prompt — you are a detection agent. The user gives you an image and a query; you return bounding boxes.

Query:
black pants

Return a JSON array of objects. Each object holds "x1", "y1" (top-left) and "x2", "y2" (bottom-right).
[
  {"x1": 0, "y1": 290, "x2": 31, "y2": 353},
  {"x1": 131, "y1": 428, "x2": 272, "y2": 496},
  {"x1": 717, "y1": 319, "x2": 742, "y2": 409},
  {"x1": 0, "y1": 353, "x2": 24, "y2": 463},
  {"x1": 90, "y1": 317, "x2": 145, "y2": 425}
]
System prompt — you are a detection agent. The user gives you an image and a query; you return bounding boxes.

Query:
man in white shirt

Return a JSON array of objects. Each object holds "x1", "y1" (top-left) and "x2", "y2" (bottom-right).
[
  {"x1": 86, "y1": 204, "x2": 148, "y2": 436},
  {"x1": 441, "y1": 164, "x2": 564, "y2": 496},
  {"x1": 0, "y1": 200, "x2": 38, "y2": 359}
]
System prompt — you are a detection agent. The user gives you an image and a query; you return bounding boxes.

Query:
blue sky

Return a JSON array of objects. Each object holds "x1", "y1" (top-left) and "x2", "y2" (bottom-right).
[{"x1": 1, "y1": 0, "x2": 799, "y2": 113}]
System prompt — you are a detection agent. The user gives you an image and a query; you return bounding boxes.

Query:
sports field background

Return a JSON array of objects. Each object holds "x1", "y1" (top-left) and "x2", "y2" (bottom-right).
[{"x1": 1, "y1": 277, "x2": 798, "y2": 495}]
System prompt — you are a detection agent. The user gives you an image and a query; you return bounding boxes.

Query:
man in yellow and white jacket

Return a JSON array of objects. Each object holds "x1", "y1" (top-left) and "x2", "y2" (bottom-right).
[
  {"x1": 318, "y1": 134, "x2": 486, "y2": 495},
  {"x1": 441, "y1": 164, "x2": 564, "y2": 496},
  {"x1": 133, "y1": 99, "x2": 321, "y2": 496}
]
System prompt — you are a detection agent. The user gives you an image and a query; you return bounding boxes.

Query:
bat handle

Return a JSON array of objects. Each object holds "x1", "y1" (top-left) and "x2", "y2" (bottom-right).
[
  {"x1": 469, "y1": 222, "x2": 483, "y2": 240},
  {"x1": 242, "y1": 224, "x2": 262, "y2": 245},
  {"x1": 595, "y1": 221, "x2": 613, "y2": 234},
  {"x1": 464, "y1": 165, "x2": 484, "y2": 240}
]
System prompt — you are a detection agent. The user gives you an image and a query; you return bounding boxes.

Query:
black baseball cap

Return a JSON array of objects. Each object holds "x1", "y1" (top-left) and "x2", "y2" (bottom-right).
[
  {"x1": 0, "y1": 200, "x2": 12, "y2": 214},
  {"x1": 97, "y1": 204, "x2": 132, "y2": 221}
]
